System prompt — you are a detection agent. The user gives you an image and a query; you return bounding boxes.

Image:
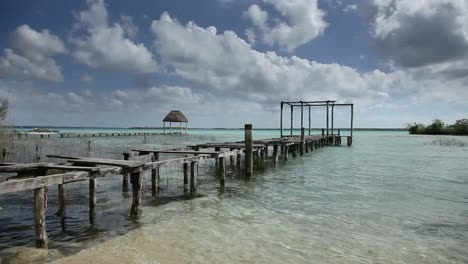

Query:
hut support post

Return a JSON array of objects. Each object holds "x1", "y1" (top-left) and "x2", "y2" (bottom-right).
[
  {"x1": 170, "y1": 122, "x2": 172, "y2": 134},
  {"x1": 331, "y1": 104, "x2": 334, "y2": 144},
  {"x1": 163, "y1": 122, "x2": 166, "y2": 134},
  {"x1": 180, "y1": 122, "x2": 182, "y2": 134},
  {"x1": 290, "y1": 105, "x2": 294, "y2": 135},
  {"x1": 186, "y1": 122, "x2": 188, "y2": 134},
  {"x1": 308, "y1": 106, "x2": 311, "y2": 135},
  {"x1": 245, "y1": 124, "x2": 253, "y2": 178},
  {"x1": 273, "y1": 145, "x2": 279, "y2": 164},
  {"x1": 300, "y1": 102, "x2": 304, "y2": 133},
  {"x1": 34, "y1": 187, "x2": 48, "y2": 248},
  {"x1": 326, "y1": 102, "x2": 329, "y2": 138},
  {"x1": 280, "y1": 102, "x2": 283, "y2": 137},
  {"x1": 300, "y1": 127, "x2": 305, "y2": 156}
]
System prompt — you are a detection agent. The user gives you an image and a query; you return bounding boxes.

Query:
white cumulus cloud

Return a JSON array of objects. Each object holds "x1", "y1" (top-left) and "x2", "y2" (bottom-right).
[
  {"x1": 0, "y1": 25, "x2": 66, "y2": 82},
  {"x1": 244, "y1": 0, "x2": 327, "y2": 51},
  {"x1": 70, "y1": 0, "x2": 157, "y2": 73}
]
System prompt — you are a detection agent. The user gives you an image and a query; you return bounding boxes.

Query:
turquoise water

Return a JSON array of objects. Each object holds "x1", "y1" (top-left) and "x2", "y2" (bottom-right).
[{"x1": 0, "y1": 129, "x2": 467, "y2": 263}]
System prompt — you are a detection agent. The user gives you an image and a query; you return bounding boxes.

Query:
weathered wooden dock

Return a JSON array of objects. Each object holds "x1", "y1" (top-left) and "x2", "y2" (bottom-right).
[{"x1": 0, "y1": 100, "x2": 354, "y2": 249}]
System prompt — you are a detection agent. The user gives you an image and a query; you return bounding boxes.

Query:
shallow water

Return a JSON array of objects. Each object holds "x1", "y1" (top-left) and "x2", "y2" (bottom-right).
[{"x1": 1, "y1": 130, "x2": 467, "y2": 263}]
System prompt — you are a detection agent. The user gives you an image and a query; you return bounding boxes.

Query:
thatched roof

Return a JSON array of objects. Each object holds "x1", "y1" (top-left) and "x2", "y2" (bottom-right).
[{"x1": 163, "y1": 110, "x2": 188, "y2": 122}]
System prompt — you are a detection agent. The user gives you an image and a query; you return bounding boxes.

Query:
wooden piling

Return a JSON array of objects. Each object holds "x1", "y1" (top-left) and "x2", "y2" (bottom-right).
[
  {"x1": 190, "y1": 161, "x2": 198, "y2": 195},
  {"x1": 245, "y1": 124, "x2": 253, "y2": 177},
  {"x1": 89, "y1": 179, "x2": 97, "y2": 223},
  {"x1": 152, "y1": 153, "x2": 160, "y2": 196},
  {"x1": 130, "y1": 171, "x2": 142, "y2": 217},
  {"x1": 219, "y1": 157, "x2": 225, "y2": 188},
  {"x1": 183, "y1": 160, "x2": 189, "y2": 192},
  {"x1": 273, "y1": 145, "x2": 279, "y2": 164},
  {"x1": 284, "y1": 145, "x2": 289, "y2": 161},
  {"x1": 56, "y1": 184, "x2": 66, "y2": 216},
  {"x1": 347, "y1": 136, "x2": 352, "y2": 146},
  {"x1": 122, "y1": 153, "x2": 130, "y2": 192},
  {"x1": 300, "y1": 127, "x2": 305, "y2": 156},
  {"x1": 34, "y1": 187, "x2": 48, "y2": 248}
]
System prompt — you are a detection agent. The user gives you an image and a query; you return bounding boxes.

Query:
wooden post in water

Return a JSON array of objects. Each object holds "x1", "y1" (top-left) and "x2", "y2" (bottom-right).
[
  {"x1": 190, "y1": 161, "x2": 198, "y2": 195},
  {"x1": 308, "y1": 105, "x2": 311, "y2": 135},
  {"x1": 230, "y1": 148, "x2": 235, "y2": 167},
  {"x1": 183, "y1": 158, "x2": 189, "y2": 192},
  {"x1": 122, "y1": 153, "x2": 130, "y2": 192},
  {"x1": 34, "y1": 187, "x2": 48, "y2": 248},
  {"x1": 89, "y1": 178, "x2": 97, "y2": 224},
  {"x1": 219, "y1": 157, "x2": 225, "y2": 188},
  {"x1": 152, "y1": 153, "x2": 159, "y2": 197},
  {"x1": 245, "y1": 124, "x2": 253, "y2": 178},
  {"x1": 236, "y1": 148, "x2": 241, "y2": 171},
  {"x1": 56, "y1": 184, "x2": 66, "y2": 216},
  {"x1": 130, "y1": 171, "x2": 142, "y2": 217},
  {"x1": 284, "y1": 145, "x2": 289, "y2": 161},
  {"x1": 273, "y1": 145, "x2": 279, "y2": 164},
  {"x1": 300, "y1": 127, "x2": 305, "y2": 156}
]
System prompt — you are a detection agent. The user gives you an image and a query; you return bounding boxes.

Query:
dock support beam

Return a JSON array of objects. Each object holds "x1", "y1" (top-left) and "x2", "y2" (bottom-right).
[
  {"x1": 245, "y1": 124, "x2": 253, "y2": 178},
  {"x1": 34, "y1": 187, "x2": 48, "y2": 248},
  {"x1": 280, "y1": 102, "x2": 283, "y2": 137},
  {"x1": 130, "y1": 171, "x2": 142, "y2": 217},
  {"x1": 151, "y1": 153, "x2": 160, "y2": 197}
]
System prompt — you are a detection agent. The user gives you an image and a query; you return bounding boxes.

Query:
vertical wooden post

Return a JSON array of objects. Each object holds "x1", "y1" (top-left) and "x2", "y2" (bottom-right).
[
  {"x1": 170, "y1": 122, "x2": 172, "y2": 134},
  {"x1": 229, "y1": 148, "x2": 235, "y2": 167},
  {"x1": 280, "y1": 102, "x2": 283, "y2": 137},
  {"x1": 331, "y1": 104, "x2": 334, "y2": 143},
  {"x1": 35, "y1": 145, "x2": 40, "y2": 162},
  {"x1": 284, "y1": 145, "x2": 289, "y2": 161},
  {"x1": 273, "y1": 145, "x2": 279, "y2": 164},
  {"x1": 300, "y1": 101, "x2": 304, "y2": 133},
  {"x1": 322, "y1": 129, "x2": 325, "y2": 138},
  {"x1": 245, "y1": 124, "x2": 253, "y2": 178},
  {"x1": 180, "y1": 122, "x2": 182, "y2": 134},
  {"x1": 163, "y1": 122, "x2": 166, "y2": 134},
  {"x1": 190, "y1": 161, "x2": 198, "y2": 195},
  {"x1": 152, "y1": 153, "x2": 160, "y2": 197},
  {"x1": 308, "y1": 105, "x2": 311, "y2": 135},
  {"x1": 122, "y1": 153, "x2": 130, "y2": 192},
  {"x1": 2, "y1": 148, "x2": 6, "y2": 162},
  {"x1": 89, "y1": 179, "x2": 96, "y2": 224},
  {"x1": 56, "y1": 184, "x2": 66, "y2": 216},
  {"x1": 236, "y1": 148, "x2": 241, "y2": 170},
  {"x1": 183, "y1": 159, "x2": 189, "y2": 192},
  {"x1": 260, "y1": 148, "x2": 265, "y2": 168},
  {"x1": 219, "y1": 157, "x2": 225, "y2": 188},
  {"x1": 300, "y1": 127, "x2": 305, "y2": 156},
  {"x1": 130, "y1": 171, "x2": 142, "y2": 217},
  {"x1": 290, "y1": 105, "x2": 294, "y2": 135},
  {"x1": 34, "y1": 187, "x2": 48, "y2": 248},
  {"x1": 326, "y1": 101, "x2": 329, "y2": 138},
  {"x1": 351, "y1": 104, "x2": 354, "y2": 138}
]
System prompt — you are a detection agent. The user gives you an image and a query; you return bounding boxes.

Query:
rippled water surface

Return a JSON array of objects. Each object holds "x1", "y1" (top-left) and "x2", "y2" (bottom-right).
[{"x1": 1, "y1": 130, "x2": 467, "y2": 263}]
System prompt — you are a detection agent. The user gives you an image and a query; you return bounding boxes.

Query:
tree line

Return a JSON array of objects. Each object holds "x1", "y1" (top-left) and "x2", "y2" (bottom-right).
[{"x1": 407, "y1": 119, "x2": 468, "y2": 135}]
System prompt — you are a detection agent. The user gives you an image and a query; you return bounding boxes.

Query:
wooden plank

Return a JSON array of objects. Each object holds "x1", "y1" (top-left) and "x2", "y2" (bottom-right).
[
  {"x1": 42, "y1": 165, "x2": 100, "y2": 172},
  {"x1": 132, "y1": 149, "x2": 219, "y2": 155},
  {"x1": 46, "y1": 155, "x2": 82, "y2": 160},
  {"x1": 68, "y1": 158, "x2": 144, "y2": 169},
  {"x1": 0, "y1": 163, "x2": 48, "y2": 172}
]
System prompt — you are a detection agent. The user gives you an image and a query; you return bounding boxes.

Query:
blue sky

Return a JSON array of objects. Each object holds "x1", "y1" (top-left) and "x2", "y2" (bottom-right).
[{"x1": 0, "y1": 0, "x2": 467, "y2": 128}]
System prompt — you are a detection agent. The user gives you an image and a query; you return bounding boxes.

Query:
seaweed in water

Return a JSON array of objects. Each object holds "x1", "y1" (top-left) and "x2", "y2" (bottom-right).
[{"x1": 430, "y1": 138, "x2": 467, "y2": 147}]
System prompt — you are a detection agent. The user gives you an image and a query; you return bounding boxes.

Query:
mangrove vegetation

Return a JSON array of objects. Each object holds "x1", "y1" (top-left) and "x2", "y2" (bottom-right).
[{"x1": 407, "y1": 119, "x2": 468, "y2": 135}]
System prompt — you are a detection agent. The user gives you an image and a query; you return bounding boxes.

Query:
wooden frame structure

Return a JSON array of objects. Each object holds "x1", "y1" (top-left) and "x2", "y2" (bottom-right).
[{"x1": 280, "y1": 100, "x2": 354, "y2": 144}]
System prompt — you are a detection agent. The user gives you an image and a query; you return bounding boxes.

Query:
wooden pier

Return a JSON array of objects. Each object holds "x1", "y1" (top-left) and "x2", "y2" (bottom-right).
[{"x1": 0, "y1": 100, "x2": 354, "y2": 249}]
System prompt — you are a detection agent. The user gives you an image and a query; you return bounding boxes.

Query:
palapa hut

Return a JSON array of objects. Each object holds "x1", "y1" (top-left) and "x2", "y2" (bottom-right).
[{"x1": 163, "y1": 110, "x2": 189, "y2": 134}]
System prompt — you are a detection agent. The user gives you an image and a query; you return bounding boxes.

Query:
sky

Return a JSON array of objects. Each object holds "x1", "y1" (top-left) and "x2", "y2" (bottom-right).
[{"x1": 0, "y1": 0, "x2": 467, "y2": 128}]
